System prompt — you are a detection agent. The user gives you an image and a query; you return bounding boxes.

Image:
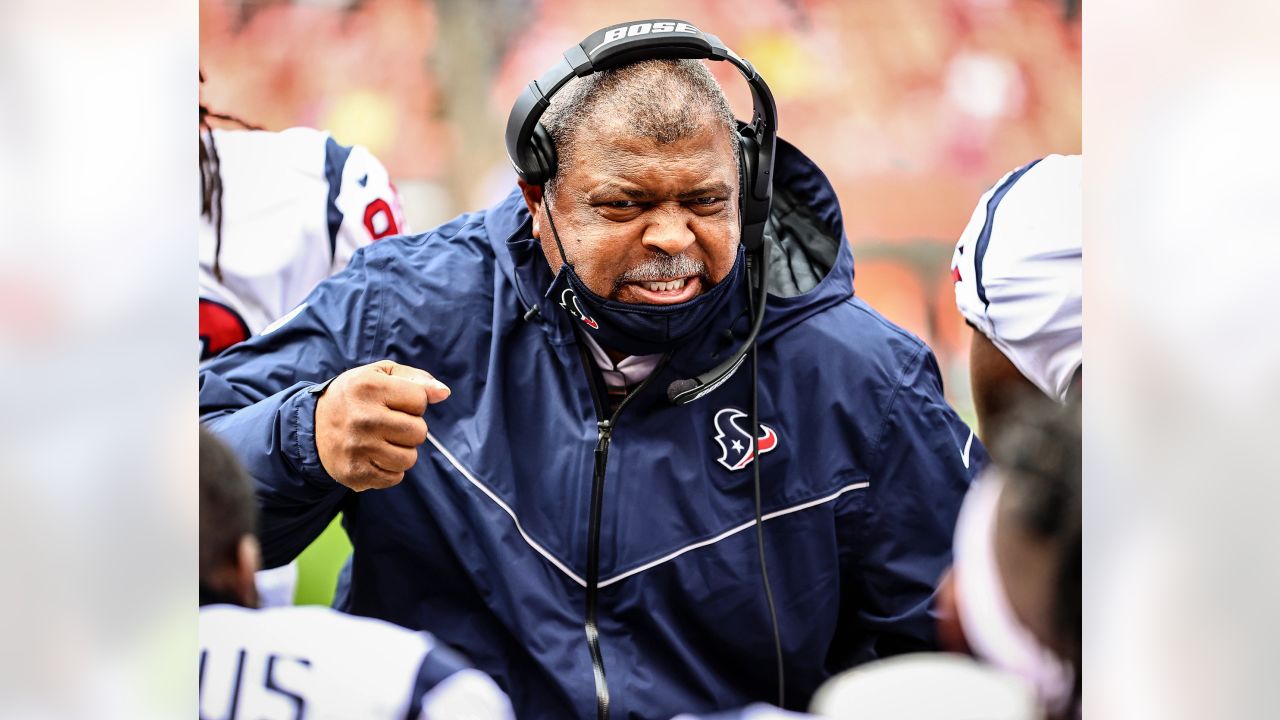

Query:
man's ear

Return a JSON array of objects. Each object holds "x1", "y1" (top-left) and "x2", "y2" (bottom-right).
[
  {"x1": 235, "y1": 534, "x2": 262, "y2": 608},
  {"x1": 517, "y1": 179, "x2": 544, "y2": 239}
]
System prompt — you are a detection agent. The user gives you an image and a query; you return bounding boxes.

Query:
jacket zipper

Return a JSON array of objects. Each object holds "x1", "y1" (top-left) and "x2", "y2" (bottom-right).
[
  {"x1": 573, "y1": 339, "x2": 669, "y2": 720},
  {"x1": 585, "y1": 418, "x2": 611, "y2": 720}
]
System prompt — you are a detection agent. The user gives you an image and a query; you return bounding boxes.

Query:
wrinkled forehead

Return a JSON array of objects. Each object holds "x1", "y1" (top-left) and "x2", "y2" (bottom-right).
[{"x1": 564, "y1": 118, "x2": 738, "y2": 193}]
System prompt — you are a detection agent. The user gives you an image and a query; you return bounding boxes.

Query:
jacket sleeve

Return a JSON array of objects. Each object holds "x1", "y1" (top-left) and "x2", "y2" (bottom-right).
[
  {"x1": 200, "y1": 248, "x2": 386, "y2": 568},
  {"x1": 831, "y1": 344, "x2": 987, "y2": 667}
]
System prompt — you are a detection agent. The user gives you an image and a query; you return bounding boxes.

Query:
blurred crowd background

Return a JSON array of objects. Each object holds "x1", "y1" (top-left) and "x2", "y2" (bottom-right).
[{"x1": 200, "y1": 0, "x2": 1081, "y2": 417}]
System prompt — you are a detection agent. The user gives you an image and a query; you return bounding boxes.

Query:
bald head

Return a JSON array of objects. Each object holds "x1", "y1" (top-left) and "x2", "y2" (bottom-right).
[{"x1": 540, "y1": 59, "x2": 740, "y2": 195}]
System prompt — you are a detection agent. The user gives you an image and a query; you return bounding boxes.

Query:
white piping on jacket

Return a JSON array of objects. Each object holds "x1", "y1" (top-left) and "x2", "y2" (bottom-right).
[
  {"x1": 426, "y1": 433, "x2": 588, "y2": 587},
  {"x1": 425, "y1": 432, "x2": 870, "y2": 589},
  {"x1": 598, "y1": 480, "x2": 870, "y2": 588}
]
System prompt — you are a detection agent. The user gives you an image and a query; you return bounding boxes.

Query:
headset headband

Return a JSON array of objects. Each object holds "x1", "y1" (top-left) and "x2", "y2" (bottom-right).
[{"x1": 504, "y1": 19, "x2": 778, "y2": 251}]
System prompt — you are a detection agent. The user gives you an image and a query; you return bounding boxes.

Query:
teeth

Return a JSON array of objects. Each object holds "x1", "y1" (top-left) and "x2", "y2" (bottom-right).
[{"x1": 641, "y1": 278, "x2": 687, "y2": 293}]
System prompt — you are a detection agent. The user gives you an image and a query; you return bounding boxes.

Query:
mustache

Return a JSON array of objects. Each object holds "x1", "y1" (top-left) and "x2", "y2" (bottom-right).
[{"x1": 615, "y1": 254, "x2": 708, "y2": 287}]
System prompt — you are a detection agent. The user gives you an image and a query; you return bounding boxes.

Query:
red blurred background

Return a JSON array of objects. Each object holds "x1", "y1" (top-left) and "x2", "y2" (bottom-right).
[{"x1": 200, "y1": 0, "x2": 1081, "y2": 415}]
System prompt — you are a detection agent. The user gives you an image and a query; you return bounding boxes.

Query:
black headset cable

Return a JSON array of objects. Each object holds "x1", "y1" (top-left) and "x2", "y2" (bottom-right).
[{"x1": 748, "y1": 252, "x2": 785, "y2": 708}]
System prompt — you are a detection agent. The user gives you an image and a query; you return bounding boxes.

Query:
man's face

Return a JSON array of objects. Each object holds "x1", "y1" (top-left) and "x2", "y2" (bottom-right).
[{"x1": 522, "y1": 117, "x2": 740, "y2": 305}]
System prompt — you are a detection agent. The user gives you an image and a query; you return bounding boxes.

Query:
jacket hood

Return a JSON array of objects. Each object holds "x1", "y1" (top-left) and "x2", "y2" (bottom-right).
[{"x1": 486, "y1": 136, "x2": 855, "y2": 349}]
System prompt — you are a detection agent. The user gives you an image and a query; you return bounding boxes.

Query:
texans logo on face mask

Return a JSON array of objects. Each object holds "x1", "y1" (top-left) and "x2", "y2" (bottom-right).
[
  {"x1": 559, "y1": 288, "x2": 599, "y2": 329},
  {"x1": 713, "y1": 408, "x2": 779, "y2": 471}
]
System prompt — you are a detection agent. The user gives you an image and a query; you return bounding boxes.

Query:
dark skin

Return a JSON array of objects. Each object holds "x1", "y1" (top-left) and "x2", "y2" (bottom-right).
[
  {"x1": 935, "y1": 330, "x2": 1074, "y2": 714},
  {"x1": 969, "y1": 329, "x2": 1043, "y2": 441},
  {"x1": 969, "y1": 328, "x2": 1069, "y2": 652},
  {"x1": 935, "y1": 489, "x2": 1070, "y2": 718},
  {"x1": 204, "y1": 534, "x2": 261, "y2": 608},
  {"x1": 994, "y1": 491, "x2": 1062, "y2": 658},
  {"x1": 519, "y1": 116, "x2": 741, "y2": 362},
  {"x1": 937, "y1": 334, "x2": 1051, "y2": 653},
  {"x1": 968, "y1": 328, "x2": 1076, "y2": 652},
  {"x1": 943, "y1": 330, "x2": 1060, "y2": 638}
]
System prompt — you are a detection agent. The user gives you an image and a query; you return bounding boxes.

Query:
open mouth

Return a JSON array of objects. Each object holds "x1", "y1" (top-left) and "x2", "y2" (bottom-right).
[
  {"x1": 621, "y1": 275, "x2": 702, "y2": 304},
  {"x1": 641, "y1": 278, "x2": 688, "y2": 293}
]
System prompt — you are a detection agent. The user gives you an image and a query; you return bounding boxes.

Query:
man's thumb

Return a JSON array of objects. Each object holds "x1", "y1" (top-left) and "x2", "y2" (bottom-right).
[{"x1": 384, "y1": 362, "x2": 452, "y2": 402}]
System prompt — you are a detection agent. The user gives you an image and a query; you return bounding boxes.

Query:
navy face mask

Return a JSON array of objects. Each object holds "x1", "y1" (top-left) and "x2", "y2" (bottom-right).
[{"x1": 541, "y1": 203, "x2": 745, "y2": 357}]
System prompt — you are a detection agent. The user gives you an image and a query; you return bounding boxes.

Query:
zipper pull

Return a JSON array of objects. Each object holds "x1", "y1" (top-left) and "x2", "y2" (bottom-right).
[{"x1": 594, "y1": 420, "x2": 612, "y2": 477}]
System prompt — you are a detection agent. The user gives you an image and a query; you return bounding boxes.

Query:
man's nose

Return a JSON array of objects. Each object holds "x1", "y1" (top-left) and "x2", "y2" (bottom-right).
[{"x1": 640, "y1": 205, "x2": 697, "y2": 257}]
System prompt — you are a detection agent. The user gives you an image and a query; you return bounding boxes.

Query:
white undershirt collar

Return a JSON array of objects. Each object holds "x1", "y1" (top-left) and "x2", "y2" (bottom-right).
[{"x1": 578, "y1": 332, "x2": 661, "y2": 390}]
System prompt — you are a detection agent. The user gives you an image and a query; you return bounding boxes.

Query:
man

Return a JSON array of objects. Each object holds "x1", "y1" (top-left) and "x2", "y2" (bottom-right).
[
  {"x1": 937, "y1": 154, "x2": 1081, "y2": 717},
  {"x1": 949, "y1": 154, "x2": 1082, "y2": 437},
  {"x1": 199, "y1": 426, "x2": 513, "y2": 719},
  {"x1": 936, "y1": 396, "x2": 1081, "y2": 718},
  {"x1": 199, "y1": 98, "x2": 407, "y2": 361},
  {"x1": 201, "y1": 49, "x2": 982, "y2": 716}
]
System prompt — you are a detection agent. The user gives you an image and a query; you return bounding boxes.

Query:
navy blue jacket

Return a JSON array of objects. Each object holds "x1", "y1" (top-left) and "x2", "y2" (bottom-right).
[{"x1": 200, "y1": 138, "x2": 985, "y2": 718}]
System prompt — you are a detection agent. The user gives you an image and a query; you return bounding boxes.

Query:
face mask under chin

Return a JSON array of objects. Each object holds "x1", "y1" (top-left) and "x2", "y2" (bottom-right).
[{"x1": 544, "y1": 244, "x2": 745, "y2": 357}]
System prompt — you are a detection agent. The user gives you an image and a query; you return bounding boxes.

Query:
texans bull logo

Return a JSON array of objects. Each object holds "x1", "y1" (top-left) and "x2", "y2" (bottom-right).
[
  {"x1": 559, "y1": 289, "x2": 599, "y2": 329},
  {"x1": 713, "y1": 408, "x2": 779, "y2": 471}
]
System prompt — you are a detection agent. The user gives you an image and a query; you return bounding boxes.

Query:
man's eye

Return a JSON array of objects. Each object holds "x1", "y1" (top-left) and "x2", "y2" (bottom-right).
[
  {"x1": 607, "y1": 200, "x2": 638, "y2": 209},
  {"x1": 691, "y1": 196, "x2": 723, "y2": 206}
]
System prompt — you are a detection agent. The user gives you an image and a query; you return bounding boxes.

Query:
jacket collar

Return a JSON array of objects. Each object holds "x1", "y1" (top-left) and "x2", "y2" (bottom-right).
[{"x1": 484, "y1": 189, "x2": 582, "y2": 347}]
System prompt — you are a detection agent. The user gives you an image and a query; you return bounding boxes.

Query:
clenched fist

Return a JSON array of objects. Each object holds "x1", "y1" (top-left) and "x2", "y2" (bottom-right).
[{"x1": 315, "y1": 360, "x2": 451, "y2": 491}]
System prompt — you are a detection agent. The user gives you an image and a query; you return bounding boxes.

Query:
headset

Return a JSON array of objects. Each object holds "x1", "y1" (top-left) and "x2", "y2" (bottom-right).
[
  {"x1": 504, "y1": 18, "x2": 779, "y2": 407},
  {"x1": 504, "y1": 19, "x2": 787, "y2": 709}
]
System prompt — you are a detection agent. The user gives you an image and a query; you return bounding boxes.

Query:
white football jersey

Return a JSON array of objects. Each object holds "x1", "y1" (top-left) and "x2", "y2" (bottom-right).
[
  {"x1": 951, "y1": 154, "x2": 1082, "y2": 401},
  {"x1": 199, "y1": 127, "x2": 407, "y2": 360},
  {"x1": 199, "y1": 604, "x2": 514, "y2": 720}
]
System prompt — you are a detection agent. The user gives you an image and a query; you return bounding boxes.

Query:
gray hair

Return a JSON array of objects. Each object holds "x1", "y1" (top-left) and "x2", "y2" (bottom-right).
[{"x1": 540, "y1": 58, "x2": 740, "y2": 196}]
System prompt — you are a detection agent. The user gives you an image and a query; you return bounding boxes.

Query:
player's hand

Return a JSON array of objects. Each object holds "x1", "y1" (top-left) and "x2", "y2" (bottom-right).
[{"x1": 314, "y1": 360, "x2": 451, "y2": 491}]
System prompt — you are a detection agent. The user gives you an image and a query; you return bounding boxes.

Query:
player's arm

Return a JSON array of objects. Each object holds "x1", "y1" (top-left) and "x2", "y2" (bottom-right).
[
  {"x1": 829, "y1": 345, "x2": 986, "y2": 669},
  {"x1": 200, "y1": 248, "x2": 388, "y2": 567},
  {"x1": 330, "y1": 141, "x2": 408, "y2": 274},
  {"x1": 202, "y1": 244, "x2": 451, "y2": 566}
]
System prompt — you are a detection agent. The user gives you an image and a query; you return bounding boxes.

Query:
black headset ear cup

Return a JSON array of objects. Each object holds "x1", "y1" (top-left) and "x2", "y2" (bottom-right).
[
  {"x1": 736, "y1": 129, "x2": 762, "y2": 252},
  {"x1": 527, "y1": 122, "x2": 558, "y2": 186},
  {"x1": 737, "y1": 130, "x2": 759, "y2": 203}
]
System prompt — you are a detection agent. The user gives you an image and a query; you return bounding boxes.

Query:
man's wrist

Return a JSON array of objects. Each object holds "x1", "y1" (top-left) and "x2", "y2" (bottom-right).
[{"x1": 287, "y1": 379, "x2": 341, "y2": 486}]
